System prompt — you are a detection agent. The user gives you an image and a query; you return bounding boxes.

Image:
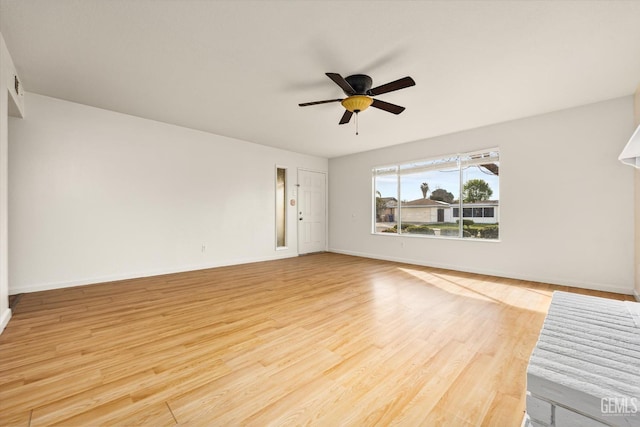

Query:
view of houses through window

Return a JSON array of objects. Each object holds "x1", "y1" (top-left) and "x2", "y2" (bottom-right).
[{"x1": 373, "y1": 148, "x2": 499, "y2": 239}]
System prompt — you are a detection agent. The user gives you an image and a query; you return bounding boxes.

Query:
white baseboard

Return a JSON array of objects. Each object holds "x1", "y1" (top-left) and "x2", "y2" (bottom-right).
[
  {"x1": 9, "y1": 253, "x2": 298, "y2": 295},
  {"x1": 9, "y1": 249, "x2": 636, "y2": 298},
  {"x1": 0, "y1": 308, "x2": 12, "y2": 335},
  {"x1": 328, "y1": 248, "x2": 635, "y2": 296}
]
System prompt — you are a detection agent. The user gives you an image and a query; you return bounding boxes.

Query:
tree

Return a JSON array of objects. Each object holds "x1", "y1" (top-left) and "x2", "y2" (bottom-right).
[
  {"x1": 375, "y1": 190, "x2": 386, "y2": 220},
  {"x1": 430, "y1": 188, "x2": 454, "y2": 203},
  {"x1": 420, "y1": 182, "x2": 429, "y2": 199},
  {"x1": 463, "y1": 179, "x2": 493, "y2": 203}
]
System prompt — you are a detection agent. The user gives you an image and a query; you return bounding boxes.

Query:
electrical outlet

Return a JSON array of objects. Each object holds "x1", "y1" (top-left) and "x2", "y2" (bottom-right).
[{"x1": 201, "y1": 244, "x2": 206, "y2": 253}]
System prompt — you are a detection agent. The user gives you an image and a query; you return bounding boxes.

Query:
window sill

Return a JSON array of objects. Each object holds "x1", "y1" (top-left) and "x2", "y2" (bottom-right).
[{"x1": 371, "y1": 232, "x2": 500, "y2": 243}]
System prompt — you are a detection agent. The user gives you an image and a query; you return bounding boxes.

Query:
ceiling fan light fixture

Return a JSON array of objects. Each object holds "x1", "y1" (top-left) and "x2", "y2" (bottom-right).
[{"x1": 341, "y1": 95, "x2": 373, "y2": 113}]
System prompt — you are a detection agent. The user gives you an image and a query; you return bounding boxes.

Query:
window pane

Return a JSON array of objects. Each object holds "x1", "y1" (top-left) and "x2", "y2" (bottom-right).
[
  {"x1": 374, "y1": 167, "x2": 398, "y2": 233},
  {"x1": 453, "y1": 207, "x2": 459, "y2": 218},
  {"x1": 461, "y1": 151, "x2": 499, "y2": 239},
  {"x1": 399, "y1": 159, "x2": 459, "y2": 236},
  {"x1": 276, "y1": 168, "x2": 286, "y2": 247}
]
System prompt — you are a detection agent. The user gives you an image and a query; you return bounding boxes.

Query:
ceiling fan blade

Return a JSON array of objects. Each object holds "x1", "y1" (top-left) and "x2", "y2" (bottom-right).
[
  {"x1": 298, "y1": 99, "x2": 343, "y2": 107},
  {"x1": 368, "y1": 76, "x2": 415, "y2": 96},
  {"x1": 326, "y1": 73, "x2": 356, "y2": 95},
  {"x1": 339, "y1": 110, "x2": 353, "y2": 125},
  {"x1": 371, "y1": 99, "x2": 406, "y2": 115}
]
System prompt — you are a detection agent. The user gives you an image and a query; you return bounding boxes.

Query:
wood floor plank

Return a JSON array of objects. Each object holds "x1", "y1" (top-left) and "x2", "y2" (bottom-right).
[{"x1": 0, "y1": 253, "x2": 634, "y2": 426}]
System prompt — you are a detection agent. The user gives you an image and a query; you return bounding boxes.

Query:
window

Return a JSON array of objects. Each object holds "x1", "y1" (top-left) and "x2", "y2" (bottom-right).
[
  {"x1": 454, "y1": 207, "x2": 497, "y2": 219},
  {"x1": 373, "y1": 166, "x2": 398, "y2": 233},
  {"x1": 373, "y1": 148, "x2": 499, "y2": 239},
  {"x1": 276, "y1": 167, "x2": 287, "y2": 248}
]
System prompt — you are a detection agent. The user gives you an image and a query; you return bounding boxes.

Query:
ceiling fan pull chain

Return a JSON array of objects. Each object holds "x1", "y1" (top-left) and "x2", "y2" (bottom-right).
[{"x1": 355, "y1": 112, "x2": 359, "y2": 136}]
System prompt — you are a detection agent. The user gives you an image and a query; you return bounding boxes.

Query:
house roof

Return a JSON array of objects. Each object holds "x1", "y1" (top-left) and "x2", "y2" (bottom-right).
[
  {"x1": 457, "y1": 200, "x2": 500, "y2": 206},
  {"x1": 401, "y1": 198, "x2": 450, "y2": 207},
  {"x1": 390, "y1": 199, "x2": 500, "y2": 208}
]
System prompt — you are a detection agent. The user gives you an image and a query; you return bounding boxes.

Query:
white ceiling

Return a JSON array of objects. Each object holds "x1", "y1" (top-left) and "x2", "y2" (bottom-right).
[{"x1": 1, "y1": 1, "x2": 640, "y2": 158}]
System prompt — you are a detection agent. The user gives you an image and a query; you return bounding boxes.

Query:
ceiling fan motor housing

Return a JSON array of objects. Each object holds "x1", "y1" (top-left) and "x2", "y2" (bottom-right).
[{"x1": 345, "y1": 74, "x2": 373, "y2": 95}]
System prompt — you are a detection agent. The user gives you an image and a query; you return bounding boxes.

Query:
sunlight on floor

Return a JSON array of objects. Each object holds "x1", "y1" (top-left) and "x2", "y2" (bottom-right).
[{"x1": 397, "y1": 267, "x2": 553, "y2": 313}]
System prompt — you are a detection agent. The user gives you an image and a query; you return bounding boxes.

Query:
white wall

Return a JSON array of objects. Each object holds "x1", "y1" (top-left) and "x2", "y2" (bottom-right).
[
  {"x1": 8, "y1": 93, "x2": 327, "y2": 294},
  {"x1": 329, "y1": 96, "x2": 636, "y2": 295}
]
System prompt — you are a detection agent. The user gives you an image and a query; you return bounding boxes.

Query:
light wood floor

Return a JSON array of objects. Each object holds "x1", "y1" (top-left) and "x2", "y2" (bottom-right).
[{"x1": 0, "y1": 253, "x2": 633, "y2": 426}]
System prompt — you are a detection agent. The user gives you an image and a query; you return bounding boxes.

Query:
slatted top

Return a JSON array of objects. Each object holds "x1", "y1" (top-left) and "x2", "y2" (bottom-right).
[{"x1": 527, "y1": 291, "x2": 640, "y2": 426}]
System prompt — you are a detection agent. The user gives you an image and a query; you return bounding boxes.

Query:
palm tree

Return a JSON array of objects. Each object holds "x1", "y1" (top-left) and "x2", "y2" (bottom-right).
[{"x1": 420, "y1": 182, "x2": 429, "y2": 199}]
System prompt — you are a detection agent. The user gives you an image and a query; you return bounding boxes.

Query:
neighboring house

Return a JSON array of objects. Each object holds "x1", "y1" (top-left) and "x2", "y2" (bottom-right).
[
  {"x1": 392, "y1": 198, "x2": 453, "y2": 223},
  {"x1": 385, "y1": 198, "x2": 499, "y2": 224},
  {"x1": 452, "y1": 200, "x2": 500, "y2": 224},
  {"x1": 376, "y1": 197, "x2": 398, "y2": 222}
]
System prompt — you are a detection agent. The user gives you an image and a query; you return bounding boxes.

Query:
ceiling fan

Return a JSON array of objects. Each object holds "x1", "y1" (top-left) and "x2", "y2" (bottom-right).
[{"x1": 299, "y1": 73, "x2": 416, "y2": 129}]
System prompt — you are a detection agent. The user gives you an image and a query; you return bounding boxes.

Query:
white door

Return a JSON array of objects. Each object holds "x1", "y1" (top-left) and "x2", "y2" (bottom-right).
[{"x1": 297, "y1": 169, "x2": 326, "y2": 254}]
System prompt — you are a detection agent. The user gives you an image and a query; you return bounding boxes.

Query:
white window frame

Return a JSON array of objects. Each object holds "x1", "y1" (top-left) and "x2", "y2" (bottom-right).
[{"x1": 372, "y1": 148, "x2": 500, "y2": 240}]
